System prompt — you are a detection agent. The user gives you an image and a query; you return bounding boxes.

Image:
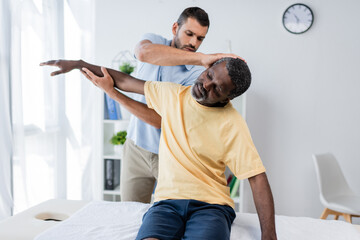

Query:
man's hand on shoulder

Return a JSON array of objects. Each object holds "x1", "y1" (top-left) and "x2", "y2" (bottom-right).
[
  {"x1": 201, "y1": 53, "x2": 246, "y2": 68},
  {"x1": 40, "y1": 59, "x2": 79, "y2": 76}
]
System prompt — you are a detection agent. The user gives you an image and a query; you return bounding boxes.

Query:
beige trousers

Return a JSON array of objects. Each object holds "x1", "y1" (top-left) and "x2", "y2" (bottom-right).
[{"x1": 120, "y1": 139, "x2": 159, "y2": 203}]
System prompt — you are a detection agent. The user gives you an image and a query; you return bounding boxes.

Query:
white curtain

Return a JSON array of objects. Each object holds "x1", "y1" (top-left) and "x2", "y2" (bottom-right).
[
  {"x1": 63, "y1": 0, "x2": 102, "y2": 201},
  {"x1": 8, "y1": 0, "x2": 99, "y2": 215},
  {"x1": 0, "y1": 0, "x2": 14, "y2": 220}
]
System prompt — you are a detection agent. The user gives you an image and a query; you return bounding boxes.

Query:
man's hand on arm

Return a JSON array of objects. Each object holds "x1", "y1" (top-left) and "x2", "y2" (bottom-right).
[
  {"x1": 135, "y1": 40, "x2": 245, "y2": 68},
  {"x1": 248, "y1": 172, "x2": 277, "y2": 240},
  {"x1": 81, "y1": 67, "x2": 116, "y2": 94},
  {"x1": 81, "y1": 67, "x2": 161, "y2": 129}
]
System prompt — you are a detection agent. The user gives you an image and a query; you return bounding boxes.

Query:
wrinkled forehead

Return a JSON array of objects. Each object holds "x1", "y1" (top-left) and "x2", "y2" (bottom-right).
[{"x1": 212, "y1": 61, "x2": 228, "y2": 80}]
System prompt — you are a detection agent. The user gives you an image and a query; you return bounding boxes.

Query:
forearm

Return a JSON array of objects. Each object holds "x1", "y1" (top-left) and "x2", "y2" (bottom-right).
[
  {"x1": 249, "y1": 173, "x2": 277, "y2": 240},
  {"x1": 136, "y1": 43, "x2": 205, "y2": 66},
  {"x1": 78, "y1": 60, "x2": 145, "y2": 94},
  {"x1": 107, "y1": 88, "x2": 161, "y2": 129}
]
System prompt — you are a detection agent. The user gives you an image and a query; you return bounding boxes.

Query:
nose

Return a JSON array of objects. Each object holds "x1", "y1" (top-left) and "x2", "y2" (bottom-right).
[
  {"x1": 189, "y1": 36, "x2": 197, "y2": 48},
  {"x1": 202, "y1": 80, "x2": 213, "y2": 91}
]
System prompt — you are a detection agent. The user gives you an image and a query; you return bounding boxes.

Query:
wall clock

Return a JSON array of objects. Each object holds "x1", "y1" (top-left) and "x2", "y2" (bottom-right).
[{"x1": 283, "y1": 3, "x2": 314, "y2": 34}]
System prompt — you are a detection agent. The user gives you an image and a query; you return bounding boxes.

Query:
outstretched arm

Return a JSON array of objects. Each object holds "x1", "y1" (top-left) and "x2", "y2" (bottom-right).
[
  {"x1": 40, "y1": 59, "x2": 142, "y2": 94},
  {"x1": 40, "y1": 60, "x2": 160, "y2": 128},
  {"x1": 248, "y1": 172, "x2": 277, "y2": 240},
  {"x1": 82, "y1": 67, "x2": 161, "y2": 129},
  {"x1": 135, "y1": 40, "x2": 244, "y2": 68}
]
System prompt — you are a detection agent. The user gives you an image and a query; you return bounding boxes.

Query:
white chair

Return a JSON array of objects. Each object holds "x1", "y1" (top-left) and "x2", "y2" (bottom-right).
[{"x1": 313, "y1": 153, "x2": 360, "y2": 223}]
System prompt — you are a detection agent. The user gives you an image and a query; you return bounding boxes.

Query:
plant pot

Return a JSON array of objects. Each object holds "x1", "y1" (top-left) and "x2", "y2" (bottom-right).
[{"x1": 114, "y1": 144, "x2": 123, "y2": 156}]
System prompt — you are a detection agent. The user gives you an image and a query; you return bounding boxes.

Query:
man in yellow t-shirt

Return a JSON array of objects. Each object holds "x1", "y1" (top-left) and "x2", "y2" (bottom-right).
[{"x1": 81, "y1": 58, "x2": 277, "y2": 240}]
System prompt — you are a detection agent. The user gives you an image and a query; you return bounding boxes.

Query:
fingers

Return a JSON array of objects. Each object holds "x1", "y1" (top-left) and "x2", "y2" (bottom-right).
[
  {"x1": 80, "y1": 69, "x2": 99, "y2": 87},
  {"x1": 80, "y1": 70, "x2": 92, "y2": 81},
  {"x1": 81, "y1": 67, "x2": 97, "y2": 79},
  {"x1": 101, "y1": 66, "x2": 110, "y2": 77},
  {"x1": 223, "y1": 53, "x2": 246, "y2": 63},
  {"x1": 230, "y1": 54, "x2": 246, "y2": 63},
  {"x1": 238, "y1": 57, "x2": 246, "y2": 63},
  {"x1": 51, "y1": 70, "x2": 63, "y2": 76},
  {"x1": 39, "y1": 60, "x2": 57, "y2": 66},
  {"x1": 217, "y1": 53, "x2": 246, "y2": 62}
]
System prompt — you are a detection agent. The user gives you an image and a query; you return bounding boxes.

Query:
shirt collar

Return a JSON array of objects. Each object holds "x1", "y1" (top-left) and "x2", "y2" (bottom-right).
[{"x1": 185, "y1": 65, "x2": 194, "y2": 71}]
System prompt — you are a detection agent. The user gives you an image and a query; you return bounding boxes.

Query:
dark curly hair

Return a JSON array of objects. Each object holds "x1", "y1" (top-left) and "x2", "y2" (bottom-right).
[
  {"x1": 177, "y1": 7, "x2": 210, "y2": 29},
  {"x1": 213, "y1": 58, "x2": 251, "y2": 99}
]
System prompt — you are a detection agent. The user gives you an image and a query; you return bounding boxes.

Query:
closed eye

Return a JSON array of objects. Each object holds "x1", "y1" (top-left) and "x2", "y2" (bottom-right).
[{"x1": 214, "y1": 87, "x2": 221, "y2": 97}]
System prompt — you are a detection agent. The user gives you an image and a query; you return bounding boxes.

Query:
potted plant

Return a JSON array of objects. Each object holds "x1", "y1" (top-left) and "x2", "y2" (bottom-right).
[
  {"x1": 110, "y1": 130, "x2": 127, "y2": 155},
  {"x1": 119, "y1": 62, "x2": 135, "y2": 75}
]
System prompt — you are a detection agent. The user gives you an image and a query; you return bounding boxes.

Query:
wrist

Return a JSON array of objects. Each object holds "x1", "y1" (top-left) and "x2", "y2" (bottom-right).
[
  {"x1": 197, "y1": 52, "x2": 207, "y2": 66},
  {"x1": 107, "y1": 88, "x2": 118, "y2": 98},
  {"x1": 75, "y1": 59, "x2": 84, "y2": 69}
]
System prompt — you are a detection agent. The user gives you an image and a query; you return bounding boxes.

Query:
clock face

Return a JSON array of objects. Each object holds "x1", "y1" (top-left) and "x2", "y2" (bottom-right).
[{"x1": 283, "y1": 3, "x2": 314, "y2": 34}]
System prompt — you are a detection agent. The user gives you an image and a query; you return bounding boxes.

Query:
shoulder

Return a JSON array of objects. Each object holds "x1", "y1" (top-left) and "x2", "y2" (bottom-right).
[
  {"x1": 147, "y1": 81, "x2": 183, "y2": 92},
  {"x1": 178, "y1": 65, "x2": 205, "y2": 86},
  {"x1": 187, "y1": 65, "x2": 205, "y2": 73},
  {"x1": 140, "y1": 33, "x2": 169, "y2": 45},
  {"x1": 222, "y1": 105, "x2": 247, "y2": 129},
  {"x1": 145, "y1": 82, "x2": 184, "y2": 107}
]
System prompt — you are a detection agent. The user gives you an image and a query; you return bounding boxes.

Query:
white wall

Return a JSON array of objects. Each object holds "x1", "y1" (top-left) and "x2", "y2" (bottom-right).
[{"x1": 94, "y1": 0, "x2": 360, "y2": 223}]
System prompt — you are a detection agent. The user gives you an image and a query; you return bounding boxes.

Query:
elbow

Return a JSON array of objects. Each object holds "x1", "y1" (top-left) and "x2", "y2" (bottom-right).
[
  {"x1": 150, "y1": 119, "x2": 161, "y2": 129},
  {"x1": 135, "y1": 43, "x2": 150, "y2": 62},
  {"x1": 152, "y1": 116, "x2": 162, "y2": 129}
]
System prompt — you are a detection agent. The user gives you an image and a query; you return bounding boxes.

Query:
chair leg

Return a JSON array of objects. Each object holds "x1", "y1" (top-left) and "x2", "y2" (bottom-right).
[
  {"x1": 334, "y1": 215, "x2": 339, "y2": 220},
  {"x1": 343, "y1": 214, "x2": 352, "y2": 223},
  {"x1": 320, "y1": 208, "x2": 331, "y2": 219}
]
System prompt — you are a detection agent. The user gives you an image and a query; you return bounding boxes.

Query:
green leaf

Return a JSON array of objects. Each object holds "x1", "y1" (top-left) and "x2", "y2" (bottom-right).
[
  {"x1": 119, "y1": 62, "x2": 135, "y2": 74},
  {"x1": 110, "y1": 130, "x2": 127, "y2": 145}
]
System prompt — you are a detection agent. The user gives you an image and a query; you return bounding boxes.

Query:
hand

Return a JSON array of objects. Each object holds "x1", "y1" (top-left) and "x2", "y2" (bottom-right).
[
  {"x1": 201, "y1": 53, "x2": 246, "y2": 68},
  {"x1": 39, "y1": 59, "x2": 78, "y2": 76},
  {"x1": 81, "y1": 66, "x2": 115, "y2": 94}
]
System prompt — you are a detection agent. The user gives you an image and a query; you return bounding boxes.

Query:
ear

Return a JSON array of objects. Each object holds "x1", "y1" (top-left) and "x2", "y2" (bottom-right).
[{"x1": 172, "y1": 22, "x2": 179, "y2": 36}]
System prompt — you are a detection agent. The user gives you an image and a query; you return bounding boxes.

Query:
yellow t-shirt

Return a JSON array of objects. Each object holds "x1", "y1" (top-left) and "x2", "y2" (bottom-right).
[{"x1": 144, "y1": 81, "x2": 265, "y2": 209}]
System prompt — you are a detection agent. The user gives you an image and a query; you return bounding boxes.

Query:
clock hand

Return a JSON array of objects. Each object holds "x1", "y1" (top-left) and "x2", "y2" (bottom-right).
[{"x1": 294, "y1": 14, "x2": 300, "y2": 23}]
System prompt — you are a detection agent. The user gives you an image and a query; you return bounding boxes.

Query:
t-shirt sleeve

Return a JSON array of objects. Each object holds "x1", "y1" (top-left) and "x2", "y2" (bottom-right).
[
  {"x1": 135, "y1": 33, "x2": 168, "y2": 60},
  {"x1": 144, "y1": 81, "x2": 180, "y2": 116},
  {"x1": 224, "y1": 114, "x2": 266, "y2": 179},
  {"x1": 140, "y1": 33, "x2": 167, "y2": 45}
]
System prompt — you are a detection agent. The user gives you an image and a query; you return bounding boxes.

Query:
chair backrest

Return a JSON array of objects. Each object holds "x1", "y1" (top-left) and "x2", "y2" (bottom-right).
[{"x1": 313, "y1": 153, "x2": 354, "y2": 203}]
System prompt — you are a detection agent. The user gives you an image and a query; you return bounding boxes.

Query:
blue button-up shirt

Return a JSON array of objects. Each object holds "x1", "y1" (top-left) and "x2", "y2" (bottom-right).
[{"x1": 127, "y1": 33, "x2": 205, "y2": 154}]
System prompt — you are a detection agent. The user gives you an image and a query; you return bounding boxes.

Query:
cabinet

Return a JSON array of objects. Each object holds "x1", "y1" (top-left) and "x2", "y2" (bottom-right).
[
  {"x1": 102, "y1": 114, "x2": 130, "y2": 201},
  {"x1": 101, "y1": 50, "x2": 136, "y2": 201}
]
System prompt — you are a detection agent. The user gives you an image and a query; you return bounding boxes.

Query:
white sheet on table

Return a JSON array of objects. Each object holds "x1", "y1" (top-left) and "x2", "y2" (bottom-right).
[{"x1": 35, "y1": 201, "x2": 360, "y2": 240}]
